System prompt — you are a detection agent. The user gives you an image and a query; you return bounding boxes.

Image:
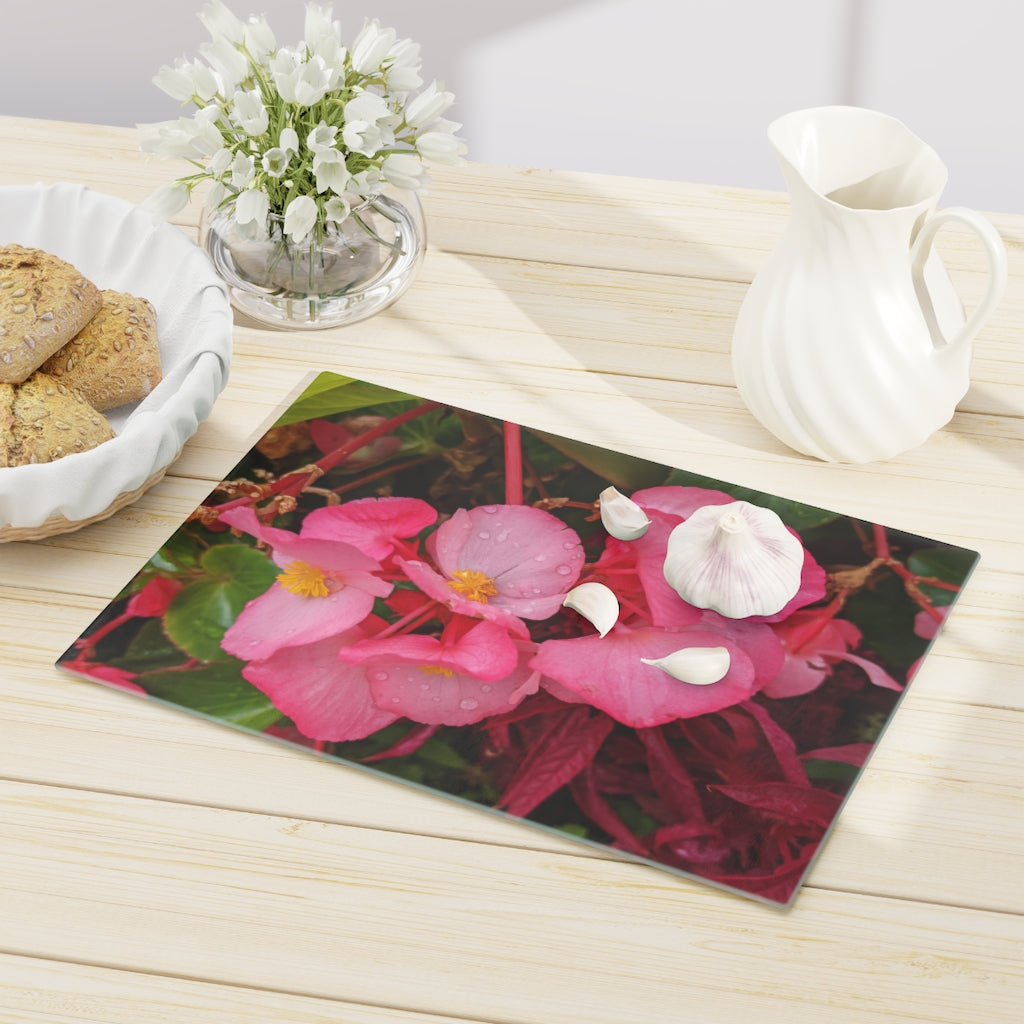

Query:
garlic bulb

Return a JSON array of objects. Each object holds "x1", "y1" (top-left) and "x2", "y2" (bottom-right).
[
  {"x1": 662, "y1": 500, "x2": 804, "y2": 618},
  {"x1": 640, "y1": 645, "x2": 731, "y2": 685},
  {"x1": 563, "y1": 581, "x2": 619, "y2": 637},
  {"x1": 599, "y1": 485, "x2": 651, "y2": 541}
]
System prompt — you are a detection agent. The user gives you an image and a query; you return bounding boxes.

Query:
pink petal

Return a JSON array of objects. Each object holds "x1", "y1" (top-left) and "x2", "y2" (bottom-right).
[
  {"x1": 219, "y1": 506, "x2": 383, "y2": 574},
  {"x1": 367, "y1": 653, "x2": 539, "y2": 726},
  {"x1": 429, "y1": 505, "x2": 584, "y2": 614},
  {"x1": 243, "y1": 631, "x2": 399, "y2": 742},
  {"x1": 301, "y1": 497, "x2": 437, "y2": 559},
  {"x1": 632, "y1": 485, "x2": 736, "y2": 518},
  {"x1": 533, "y1": 626, "x2": 759, "y2": 727},
  {"x1": 339, "y1": 617, "x2": 519, "y2": 681},
  {"x1": 221, "y1": 582, "x2": 380, "y2": 660},
  {"x1": 395, "y1": 557, "x2": 531, "y2": 638}
]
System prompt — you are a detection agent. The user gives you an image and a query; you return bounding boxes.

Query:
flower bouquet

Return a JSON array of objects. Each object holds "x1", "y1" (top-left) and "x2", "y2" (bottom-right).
[
  {"x1": 58, "y1": 373, "x2": 978, "y2": 906},
  {"x1": 140, "y1": 1, "x2": 466, "y2": 326}
]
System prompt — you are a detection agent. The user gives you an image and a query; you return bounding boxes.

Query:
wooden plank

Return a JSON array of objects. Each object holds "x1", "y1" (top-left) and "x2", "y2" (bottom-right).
[
  {"x1": 1, "y1": 589, "x2": 1022, "y2": 915},
  {"x1": 0, "y1": 780, "x2": 1022, "y2": 1024},
  {"x1": 0, "y1": 952, "x2": 480, "y2": 1024}
]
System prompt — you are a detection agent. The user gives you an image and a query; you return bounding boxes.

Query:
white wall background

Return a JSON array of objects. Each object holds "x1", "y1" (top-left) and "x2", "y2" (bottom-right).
[{"x1": 2, "y1": 0, "x2": 1021, "y2": 211}]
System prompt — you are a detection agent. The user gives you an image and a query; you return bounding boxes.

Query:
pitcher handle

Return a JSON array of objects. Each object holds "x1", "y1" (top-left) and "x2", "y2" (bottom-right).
[{"x1": 910, "y1": 206, "x2": 1008, "y2": 351}]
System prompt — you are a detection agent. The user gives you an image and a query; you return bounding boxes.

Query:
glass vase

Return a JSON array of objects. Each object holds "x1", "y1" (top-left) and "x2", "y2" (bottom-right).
[{"x1": 201, "y1": 189, "x2": 426, "y2": 330}]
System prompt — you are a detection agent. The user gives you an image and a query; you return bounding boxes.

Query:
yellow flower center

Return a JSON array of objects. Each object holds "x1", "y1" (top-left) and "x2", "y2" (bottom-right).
[
  {"x1": 447, "y1": 568, "x2": 498, "y2": 603},
  {"x1": 276, "y1": 560, "x2": 331, "y2": 599},
  {"x1": 419, "y1": 665, "x2": 455, "y2": 677}
]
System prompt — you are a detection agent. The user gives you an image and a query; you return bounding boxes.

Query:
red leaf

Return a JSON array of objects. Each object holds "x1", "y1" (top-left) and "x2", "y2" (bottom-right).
[
  {"x1": 741, "y1": 701, "x2": 809, "y2": 785},
  {"x1": 801, "y1": 742, "x2": 873, "y2": 766},
  {"x1": 570, "y1": 765, "x2": 649, "y2": 856},
  {"x1": 360, "y1": 723, "x2": 439, "y2": 762},
  {"x1": 497, "y1": 707, "x2": 613, "y2": 817},
  {"x1": 637, "y1": 726, "x2": 707, "y2": 823},
  {"x1": 710, "y1": 782, "x2": 842, "y2": 829}
]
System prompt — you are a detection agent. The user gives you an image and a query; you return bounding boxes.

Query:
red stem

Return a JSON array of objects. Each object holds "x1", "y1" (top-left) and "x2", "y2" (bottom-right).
[{"x1": 504, "y1": 421, "x2": 524, "y2": 505}]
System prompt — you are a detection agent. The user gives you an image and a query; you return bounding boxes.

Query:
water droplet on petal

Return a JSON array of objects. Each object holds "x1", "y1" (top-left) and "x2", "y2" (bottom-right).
[
  {"x1": 459, "y1": 698, "x2": 479, "y2": 711},
  {"x1": 481, "y1": 507, "x2": 499, "y2": 515},
  {"x1": 477, "y1": 531, "x2": 491, "y2": 540},
  {"x1": 496, "y1": 530, "x2": 509, "y2": 542},
  {"x1": 556, "y1": 564, "x2": 572, "y2": 575},
  {"x1": 371, "y1": 670, "x2": 390, "y2": 682},
  {"x1": 563, "y1": 541, "x2": 577, "y2": 550},
  {"x1": 432, "y1": 695, "x2": 442, "y2": 703},
  {"x1": 420, "y1": 682, "x2": 431, "y2": 691},
  {"x1": 481, "y1": 684, "x2": 492, "y2": 693},
  {"x1": 534, "y1": 554, "x2": 547, "y2": 562}
]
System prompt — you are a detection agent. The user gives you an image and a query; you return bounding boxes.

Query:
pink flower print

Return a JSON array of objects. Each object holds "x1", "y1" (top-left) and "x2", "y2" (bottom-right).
[
  {"x1": 532, "y1": 617, "x2": 782, "y2": 727},
  {"x1": 242, "y1": 626, "x2": 401, "y2": 742},
  {"x1": 219, "y1": 506, "x2": 393, "y2": 661},
  {"x1": 362, "y1": 648, "x2": 541, "y2": 727},
  {"x1": 762, "y1": 610, "x2": 902, "y2": 699},
  {"x1": 339, "y1": 616, "x2": 519, "y2": 681},
  {"x1": 396, "y1": 505, "x2": 585, "y2": 633},
  {"x1": 300, "y1": 496, "x2": 437, "y2": 560}
]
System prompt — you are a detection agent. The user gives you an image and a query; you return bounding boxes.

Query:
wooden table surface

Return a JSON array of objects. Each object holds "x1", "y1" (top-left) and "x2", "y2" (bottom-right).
[{"x1": 1, "y1": 115, "x2": 1022, "y2": 1024}]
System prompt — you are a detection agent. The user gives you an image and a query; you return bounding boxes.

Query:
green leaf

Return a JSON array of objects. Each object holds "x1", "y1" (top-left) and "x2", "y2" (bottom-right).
[
  {"x1": 275, "y1": 373, "x2": 414, "y2": 427},
  {"x1": 141, "y1": 660, "x2": 281, "y2": 731},
  {"x1": 164, "y1": 544, "x2": 279, "y2": 662},
  {"x1": 664, "y1": 468, "x2": 839, "y2": 531},
  {"x1": 110, "y1": 618, "x2": 189, "y2": 673},
  {"x1": 529, "y1": 430, "x2": 669, "y2": 491}
]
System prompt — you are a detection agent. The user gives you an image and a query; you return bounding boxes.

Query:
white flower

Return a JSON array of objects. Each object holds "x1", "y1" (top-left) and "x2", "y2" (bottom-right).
[
  {"x1": 404, "y1": 81, "x2": 455, "y2": 129},
  {"x1": 232, "y1": 89, "x2": 268, "y2": 135},
  {"x1": 269, "y1": 48, "x2": 303, "y2": 103},
  {"x1": 208, "y1": 146, "x2": 233, "y2": 178},
  {"x1": 204, "y1": 180, "x2": 228, "y2": 211},
  {"x1": 139, "y1": 108, "x2": 222, "y2": 158},
  {"x1": 153, "y1": 63, "x2": 199, "y2": 103},
  {"x1": 243, "y1": 14, "x2": 275, "y2": 60},
  {"x1": 199, "y1": 0, "x2": 245, "y2": 43},
  {"x1": 348, "y1": 166, "x2": 382, "y2": 196},
  {"x1": 342, "y1": 91, "x2": 394, "y2": 156},
  {"x1": 142, "y1": 180, "x2": 190, "y2": 220},
  {"x1": 293, "y1": 55, "x2": 333, "y2": 107},
  {"x1": 199, "y1": 37, "x2": 249, "y2": 90},
  {"x1": 279, "y1": 127, "x2": 299, "y2": 155},
  {"x1": 386, "y1": 37, "x2": 423, "y2": 93},
  {"x1": 350, "y1": 18, "x2": 396, "y2": 74},
  {"x1": 235, "y1": 186, "x2": 269, "y2": 228},
  {"x1": 230, "y1": 150, "x2": 255, "y2": 188},
  {"x1": 262, "y1": 147, "x2": 290, "y2": 177},
  {"x1": 306, "y1": 121, "x2": 338, "y2": 153},
  {"x1": 313, "y1": 149, "x2": 350, "y2": 194},
  {"x1": 415, "y1": 130, "x2": 467, "y2": 165},
  {"x1": 324, "y1": 195, "x2": 351, "y2": 223},
  {"x1": 305, "y1": 3, "x2": 343, "y2": 64},
  {"x1": 381, "y1": 152, "x2": 429, "y2": 190},
  {"x1": 283, "y1": 194, "x2": 319, "y2": 244}
]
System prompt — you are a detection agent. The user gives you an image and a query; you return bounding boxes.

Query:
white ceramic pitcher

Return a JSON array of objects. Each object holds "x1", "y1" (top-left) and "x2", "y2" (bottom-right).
[{"x1": 731, "y1": 106, "x2": 1007, "y2": 463}]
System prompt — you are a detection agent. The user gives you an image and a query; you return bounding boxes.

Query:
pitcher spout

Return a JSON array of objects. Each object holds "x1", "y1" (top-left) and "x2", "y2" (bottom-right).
[{"x1": 768, "y1": 106, "x2": 948, "y2": 214}]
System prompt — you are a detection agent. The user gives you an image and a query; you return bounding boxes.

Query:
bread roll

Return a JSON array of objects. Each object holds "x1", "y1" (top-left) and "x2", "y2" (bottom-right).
[
  {"x1": 40, "y1": 289, "x2": 162, "y2": 410},
  {"x1": 0, "y1": 371, "x2": 115, "y2": 467},
  {"x1": 0, "y1": 245, "x2": 103, "y2": 385}
]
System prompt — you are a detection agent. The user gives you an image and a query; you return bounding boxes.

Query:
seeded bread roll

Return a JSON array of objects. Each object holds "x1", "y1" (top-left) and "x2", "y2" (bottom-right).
[
  {"x1": 40, "y1": 289, "x2": 162, "y2": 411},
  {"x1": 0, "y1": 371, "x2": 115, "y2": 467},
  {"x1": 0, "y1": 244, "x2": 103, "y2": 385}
]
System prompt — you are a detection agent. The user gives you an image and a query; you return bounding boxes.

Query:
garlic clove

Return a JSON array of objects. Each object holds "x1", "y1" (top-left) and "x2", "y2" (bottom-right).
[
  {"x1": 640, "y1": 645, "x2": 731, "y2": 685},
  {"x1": 599, "y1": 485, "x2": 651, "y2": 540},
  {"x1": 662, "y1": 500, "x2": 804, "y2": 618},
  {"x1": 563, "y1": 581, "x2": 620, "y2": 637}
]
